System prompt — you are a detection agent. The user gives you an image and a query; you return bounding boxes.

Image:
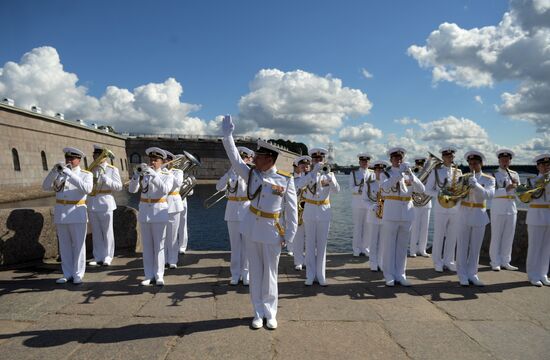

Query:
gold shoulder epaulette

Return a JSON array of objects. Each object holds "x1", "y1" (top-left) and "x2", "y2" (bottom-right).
[
  {"x1": 277, "y1": 170, "x2": 292, "y2": 178},
  {"x1": 508, "y1": 169, "x2": 518, "y2": 174},
  {"x1": 161, "y1": 171, "x2": 170, "y2": 175},
  {"x1": 81, "y1": 169, "x2": 92, "y2": 174},
  {"x1": 482, "y1": 173, "x2": 494, "y2": 179},
  {"x1": 107, "y1": 164, "x2": 116, "y2": 169},
  {"x1": 462, "y1": 172, "x2": 471, "y2": 177}
]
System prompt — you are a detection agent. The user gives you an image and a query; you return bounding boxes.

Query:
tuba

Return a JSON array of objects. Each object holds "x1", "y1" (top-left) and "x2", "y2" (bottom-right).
[
  {"x1": 167, "y1": 150, "x2": 202, "y2": 197},
  {"x1": 412, "y1": 152, "x2": 443, "y2": 207},
  {"x1": 180, "y1": 175, "x2": 197, "y2": 198},
  {"x1": 516, "y1": 174, "x2": 549, "y2": 203}
]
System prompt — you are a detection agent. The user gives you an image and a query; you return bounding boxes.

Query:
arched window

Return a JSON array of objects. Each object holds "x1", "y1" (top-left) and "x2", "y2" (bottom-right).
[
  {"x1": 41, "y1": 151, "x2": 48, "y2": 171},
  {"x1": 125, "y1": 159, "x2": 128, "y2": 170},
  {"x1": 12, "y1": 148, "x2": 21, "y2": 171},
  {"x1": 120, "y1": 158, "x2": 124, "y2": 170},
  {"x1": 130, "y1": 153, "x2": 141, "y2": 163},
  {"x1": 84, "y1": 157, "x2": 89, "y2": 169}
]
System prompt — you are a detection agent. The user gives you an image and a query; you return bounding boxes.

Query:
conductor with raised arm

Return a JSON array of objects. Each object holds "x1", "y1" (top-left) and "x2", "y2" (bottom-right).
[{"x1": 221, "y1": 115, "x2": 298, "y2": 330}]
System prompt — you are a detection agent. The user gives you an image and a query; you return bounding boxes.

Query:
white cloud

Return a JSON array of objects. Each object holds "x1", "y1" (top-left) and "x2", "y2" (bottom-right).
[
  {"x1": 0, "y1": 46, "x2": 216, "y2": 134},
  {"x1": 394, "y1": 117, "x2": 420, "y2": 125},
  {"x1": 475, "y1": 95, "x2": 484, "y2": 104},
  {"x1": 238, "y1": 69, "x2": 372, "y2": 135},
  {"x1": 361, "y1": 68, "x2": 373, "y2": 79},
  {"x1": 338, "y1": 122, "x2": 383, "y2": 143},
  {"x1": 408, "y1": 0, "x2": 550, "y2": 131}
]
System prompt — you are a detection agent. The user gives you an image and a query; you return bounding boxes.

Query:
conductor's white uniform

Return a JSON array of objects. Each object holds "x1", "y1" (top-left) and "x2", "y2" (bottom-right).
[{"x1": 222, "y1": 133, "x2": 298, "y2": 322}]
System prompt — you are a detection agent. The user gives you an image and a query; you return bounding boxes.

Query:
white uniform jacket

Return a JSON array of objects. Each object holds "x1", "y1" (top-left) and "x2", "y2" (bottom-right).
[
  {"x1": 350, "y1": 168, "x2": 371, "y2": 209},
  {"x1": 301, "y1": 169, "x2": 341, "y2": 222},
  {"x1": 459, "y1": 173, "x2": 495, "y2": 227},
  {"x1": 87, "y1": 162, "x2": 122, "y2": 212},
  {"x1": 216, "y1": 168, "x2": 250, "y2": 222},
  {"x1": 165, "y1": 168, "x2": 184, "y2": 214},
  {"x1": 363, "y1": 172, "x2": 387, "y2": 225},
  {"x1": 222, "y1": 135, "x2": 298, "y2": 245},
  {"x1": 425, "y1": 165, "x2": 462, "y2": 214},
  {"x1": 380, "y1": 167, "x2": 425, "y2": 222},
  {"x1": 42, "y1": 166, "x2": 93, "y2": 224},
  {"x1": 492, "y1": 168, "x2": 520, "y2": 216},
  {"x1": 526, "y1": 174, "x2": 550, "y2": 226},
  {"x1": 128, "y1": 169, "x2": 173, "y2": 223}
]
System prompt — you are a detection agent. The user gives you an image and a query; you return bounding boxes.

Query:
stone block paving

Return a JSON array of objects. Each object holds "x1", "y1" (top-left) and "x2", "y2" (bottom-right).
[{"x1": 0, "y1": 251, "x2": 549, "y2": 359}]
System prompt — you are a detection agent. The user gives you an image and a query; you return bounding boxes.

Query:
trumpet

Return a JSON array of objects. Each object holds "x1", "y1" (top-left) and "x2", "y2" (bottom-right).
[
  {"x1": 135, "y1": 163, "x2": 150, "y2": 175},
  {"x1": 56, "y1": 163, "x2": 71, "y2": 173}
]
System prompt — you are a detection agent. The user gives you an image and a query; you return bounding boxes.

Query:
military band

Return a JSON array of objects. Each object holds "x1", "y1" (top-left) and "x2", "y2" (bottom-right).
[{"x1": 43, "y1": 147, "x2": 93, "y2": 284}]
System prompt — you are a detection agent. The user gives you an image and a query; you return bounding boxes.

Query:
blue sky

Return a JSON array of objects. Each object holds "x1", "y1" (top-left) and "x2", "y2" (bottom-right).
[{"x1": 1, "y1": 0, "x2": 548, "y2": 164}]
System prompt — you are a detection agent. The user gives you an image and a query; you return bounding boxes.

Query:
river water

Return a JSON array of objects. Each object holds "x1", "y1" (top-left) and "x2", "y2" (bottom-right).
[{"x1": 1, "y1": 174, "x2": 530, "y2": 253}]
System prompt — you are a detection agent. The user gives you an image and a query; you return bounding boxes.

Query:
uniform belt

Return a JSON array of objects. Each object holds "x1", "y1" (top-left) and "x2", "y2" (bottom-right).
[
  {"x1": 89, "y1": 190, "x2": 112, "y2": 196},
  {"x1": 529, "y1": 204, "x2": 550, "y2": 209},
  {"x1": 168, "y1": 191, "x2": 180, "y2": 196},
  {"x1": 140, "y1": 197, "x2": 167, "y2": 203},
  {"x1": 461, "y1": 201, "x2": 486, "y2": 208},
  {"x1": 56, "y1": 199, "x2": 86, "y2": 205},
  {"x1": 249, "y1": 206, "x2": 280, "y2": 219},
  {"x1": 384, "y1": 196, "x2": 412, "y2": 202},
  {"x1": 227, "y1": 196, "x2": 248, "y2": 202},
  {"x1": 303, "y1": 198, "x2": 330, "y2": 206},
  {"x1": 495, "y1": 195, "x2": 515, "y2": 200}
]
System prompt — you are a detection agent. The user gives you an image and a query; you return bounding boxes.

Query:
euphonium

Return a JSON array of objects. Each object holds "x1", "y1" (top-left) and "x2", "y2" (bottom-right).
[
  {"x1": 412, "y1": 152, "x2": 443, "y2": 207},
  {"x1": 87, "y1": 148, "x2": 115, "y2": 172},
  {"x1": 516, "y1": 174, "x2": 549, "y2": 203},
  {"x1": 180, "y1": 175, "x2": 197, "y2": 198}
]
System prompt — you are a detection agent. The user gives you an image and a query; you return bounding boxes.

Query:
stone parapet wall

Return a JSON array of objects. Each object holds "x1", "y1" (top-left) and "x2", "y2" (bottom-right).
[
  {"x1": 0, "y1": 206, "x2": 141, "y2": 266},
  {"x1": 0, "y1": 104, "x2": 130, "y2": 193}
]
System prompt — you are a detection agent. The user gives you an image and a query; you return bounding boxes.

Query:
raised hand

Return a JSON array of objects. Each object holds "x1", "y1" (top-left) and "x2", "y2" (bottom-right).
[{"x1": 222, "y1": 115, "x2": 235, "y2": 137}]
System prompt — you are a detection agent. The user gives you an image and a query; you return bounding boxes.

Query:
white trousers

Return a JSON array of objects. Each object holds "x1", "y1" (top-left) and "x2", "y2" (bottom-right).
[
  {"x1": 89, "y1": 211, "x2": 115, "y2": 263},
  {"x1": 526, "y1": 225, "x2": 550, "y2": 282},
  {"x1": 381, "y1": 220, "x2": 411, "y2": 282},
  {"x1": 141, "y1": 222, "x2": 167, "y2": 281},
  {"x1": 246, "y1": 240, "x2": 281, "y2": 320},
  {"x1": 410, "y1": 207, "x2": 430, "y2": 255},
  {"x1": 227, "y1": 221, "x2": 249, "y2": 281},
  {"x1": 352, "y1": 207, "x2": 369, "y2": 254},
  {"x1": 305, "y1": 221, "x2": 330, "y2": 283},
  {"x1": 165, "y1": 212, "x2": 181, "y2": 265},
  {"x1": 368, "y1": 222, "x2": 383, "y2": 271},
  {"x1": 178, "y1": 203, "x2": 188, "y2": 252},
  {"x1": 432, "y1": 213, "x2": 458, "y2": 268},
  {"x1": 489, "y1": 213, "x2": 517, "y2": 267},
  {"x1": 456, "y1": 224, "x2": 485, "y2": 283},
  {"x1": 293, "y1": 224, "x2": 306, "y2": 266},
  {"x1": 57, "y1": 223, "x2": 87, "y2": 281}
]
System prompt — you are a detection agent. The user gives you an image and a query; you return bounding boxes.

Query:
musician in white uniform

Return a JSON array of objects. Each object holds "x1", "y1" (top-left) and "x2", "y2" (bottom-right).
[
  {"x1": 163, "y1": 151, "x2": 184, "y2": 269},
  {"x1": 363, "y1": 160, "x2": 389, "y2": 272},
  {"x1": 216, "y1": 146, "x2": 254, "y2": 285},
  {"x1": 457, "y1": 151, "x2": 495, "y2": 286},
  {"x1": 409, "y1": 156, "x2": 432, "y2": 257},
  {"x1": 301, "y1": 148, "x2": 340, "y2": 286},
  {"x1": 292, "y1": 155, "x2": 312, "y2": 271},
  {"x1": 42, "y1": 147, "x2": 93, "y2": 284},
  {"x1": 525, "y1": 154, "x2": 550, "y2": 287},
  {"x1": 380, "y1": 147, "x2": 425, "y2": 287},
  {"x1": 350, "y1": 153, "x2": 373, "y2": 257},
  {"x1": 490, "y1": 149, "x2": 521, "y2": 271},
  {"x1": 87, "y1": 145, "x2": 122, "y2": 267},
  {"x1": 424, "y1": 146, "x2": 461, "y2": 272},
  {"x1": 128, "y1": 147, "x2": 173, "y2": 286},
  {"x1": 177, "y1": 153, "x2": 193, "y2": 255},
  {"x1": 222, "y1": 115, "x2": 297, "y2": 330}
]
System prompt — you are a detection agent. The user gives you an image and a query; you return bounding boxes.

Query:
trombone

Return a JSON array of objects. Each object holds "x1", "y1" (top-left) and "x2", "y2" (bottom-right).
[{"x1": 203, "y1": 189, "x2": 227, "y2": 209}]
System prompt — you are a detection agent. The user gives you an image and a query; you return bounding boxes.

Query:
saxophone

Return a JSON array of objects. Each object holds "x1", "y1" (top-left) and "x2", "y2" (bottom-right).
[
  {"x1": 297, "y1": 187, "x2": 305, "y2": 226},
  {"x1": 375, "y1": 189, "x2": 384, "y2": 219}
]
